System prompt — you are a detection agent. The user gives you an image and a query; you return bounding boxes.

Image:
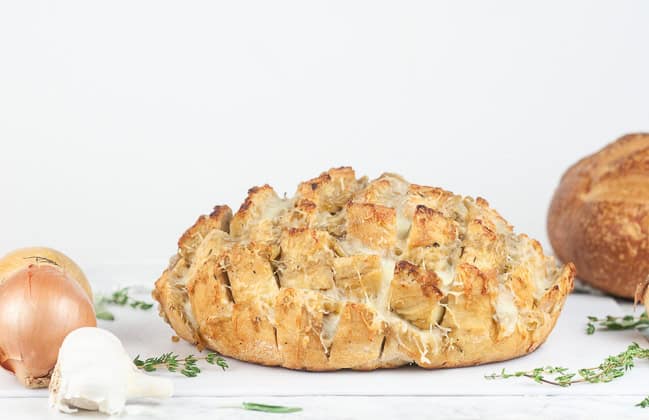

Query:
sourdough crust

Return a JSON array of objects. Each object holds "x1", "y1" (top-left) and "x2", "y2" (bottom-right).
[
  {"x1": 155, "y1": 167, "x2": 574, "y2": 370},
  {"x1": 548, "y1": 134, "x2": 649, "y2": 299}
]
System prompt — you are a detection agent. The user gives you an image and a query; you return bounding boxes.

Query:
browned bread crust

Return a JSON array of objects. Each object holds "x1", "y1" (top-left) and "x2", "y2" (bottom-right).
[
  {"x1": 548, "y1": 134, "x2": 649, "y2": 299},
  {"x1": 154, "y1": 167, "x2": 574, "y2": 370}
]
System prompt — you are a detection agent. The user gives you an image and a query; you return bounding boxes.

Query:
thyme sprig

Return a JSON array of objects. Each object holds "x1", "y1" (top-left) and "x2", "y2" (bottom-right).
[
  {"x1": 241, "y1": 402, "x2": 302, "y2": 413},
  {"x1": 486, "y1": 343, "x2": 649, "y2": 407},
  {"x1": 133, "y1": 352, "x2": 228, "y2": 377},
  {"x1": 586, "y1": 313, "x2": 649, "y2": 335},
  {"x1": 218, "y1": 402, "x2": 303, "y2": 413},
  {"x1": 101, "y1": 287, "x2": 154, "y2": 310},
  {"x1": 94, "y1": 287, "x2": 154, "y2": 320}
]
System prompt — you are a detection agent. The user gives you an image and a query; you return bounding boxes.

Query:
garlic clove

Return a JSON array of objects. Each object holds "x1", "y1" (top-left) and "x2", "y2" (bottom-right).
[
  {"x1": 127, "y1": 369, "x2": 174, "y2": 399},
  {"x1": 49, "y1": 327, "x2": 173, "y2": 416}
]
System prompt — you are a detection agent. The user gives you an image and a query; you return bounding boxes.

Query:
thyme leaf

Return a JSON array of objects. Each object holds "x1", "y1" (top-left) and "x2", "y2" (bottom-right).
[
  {"x1": 586, "y1": 313, "x2": 649, "y2": 335},
  {"x1": 95, "y1": 310, "x2": 115, "y2": 321},
  {"x1": 133, "y1": 352, "x2": 228, "y2": 377}
]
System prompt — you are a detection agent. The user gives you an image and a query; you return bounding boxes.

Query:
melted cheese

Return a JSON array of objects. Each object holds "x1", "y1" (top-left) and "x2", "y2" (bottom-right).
[{"x1": 494, "y1": 283, "x2": 518, "y2": 337}]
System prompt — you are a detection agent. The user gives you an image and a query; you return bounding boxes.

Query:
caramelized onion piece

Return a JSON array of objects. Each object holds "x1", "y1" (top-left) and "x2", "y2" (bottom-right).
[{"x1": 0, "y1": 265, "x2": 96, "y2": 388}]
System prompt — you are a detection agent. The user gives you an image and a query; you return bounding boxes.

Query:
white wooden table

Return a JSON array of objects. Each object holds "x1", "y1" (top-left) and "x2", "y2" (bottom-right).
[{"x1": 1, "y1": 265, "x2": 648, "y2": 420}]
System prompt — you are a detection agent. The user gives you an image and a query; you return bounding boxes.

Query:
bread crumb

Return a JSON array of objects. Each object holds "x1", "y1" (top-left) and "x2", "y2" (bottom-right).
[{"x1": 171, "y1": 335, "x2": 180, "y2": 343}]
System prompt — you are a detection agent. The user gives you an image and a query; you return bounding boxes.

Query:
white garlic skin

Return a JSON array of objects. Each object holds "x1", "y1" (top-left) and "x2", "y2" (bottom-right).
[{"x1": 49, "y1": 327, "x2": 173, "y2": 415}]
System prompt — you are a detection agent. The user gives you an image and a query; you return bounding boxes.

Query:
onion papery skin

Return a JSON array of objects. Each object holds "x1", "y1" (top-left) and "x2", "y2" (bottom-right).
[
  {"x1": 0, "y1": 247, "x2": 92, "y2": 299},
  {"x1": 0, "y1": 265, "x2": 97, "y2": 388}
]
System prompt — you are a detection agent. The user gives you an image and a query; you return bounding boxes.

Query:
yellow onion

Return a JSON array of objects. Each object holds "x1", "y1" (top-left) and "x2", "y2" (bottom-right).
[
  {"x1": 0, "y1": 264, "x2": 96, "y2": 388},
  {"x1": 0, "y1": 247, "x2": 92, "y2": 298}
]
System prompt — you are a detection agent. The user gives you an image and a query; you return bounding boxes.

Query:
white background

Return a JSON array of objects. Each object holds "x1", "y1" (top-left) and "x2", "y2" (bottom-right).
[{"x1": 1, "y1": 1, "x2": 648, "y2": 268}]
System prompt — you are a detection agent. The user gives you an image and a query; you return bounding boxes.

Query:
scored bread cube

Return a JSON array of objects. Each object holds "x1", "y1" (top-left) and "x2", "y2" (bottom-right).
[
  {"x1": 200, "y1": 302, "x2": 282, "y2": 366},
  {"x1": 346, "y1": 202, "x2": 397, "y2": 251},
  {"x1": 508, "y1": 264, "x2": 534, "y2": 311},
  {"x1": 389, "y1": 261, "x2": 445, "y2": 330},
  {"x1": 403, "y1": 184, "x2": 454, "y2": 216},
  {"x1": 178, "y1": 205, "x2": 232, "y2": 261},
  {"x1": 328, "y1": 302, "x2": 384, "y2": 368},
  {"x1": 407, "y1": 205, "x2": 458, "y2": 249},
  {"x1": 332, "y1": 255, "x2": 383, "y2": 299},
  {"x1": 229, "y1": 185, "x2": 286, "y2": 242},
  {"x1": 275, "y1": 288, "x2": 339, "y2": 370},
  {"x1": 281, "y1": 198, "x2": 318, "y2": 228},
  {"x1": 187, "y1": 260, "x2": 234, "y2": 329},
  {"x1": 441, "y1": 262, "x2": 495, "y2": 337},
  {"x1": 355, "y1": 173, "x2": 409, "y2": 207},
  {"x1": 380, "y1": 324, "x2": 444, "y2": 368},
  {"x1": 460, "y1": 218, "x2": 505, "y2": 279},
  {"x1": 153, "y1": 271, "x2": 199, "y2": 344},
  {"x1": 296, "y1": 167, "x2": 363, "y2": 213},
  {"x1": 223, "y1": 244, "x2": 278, "y2": 304},
  {"x1": 185, "y1": 229, "x2": 234, "y2": 323},
  {"x1": 188, "y1": 251, "x2": 281, "y2": 363},
  {"x1": 156, "y1": 229, "x2": 231, "y2": 345},
  {"x1": 279, "y1": 228, "x2": 335, "y2": 290}
]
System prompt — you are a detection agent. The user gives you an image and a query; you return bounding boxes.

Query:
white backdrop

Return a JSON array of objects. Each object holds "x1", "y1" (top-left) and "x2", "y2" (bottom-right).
[{"x1": 1, "y1": 1, "x2": 648, "y2": 268}]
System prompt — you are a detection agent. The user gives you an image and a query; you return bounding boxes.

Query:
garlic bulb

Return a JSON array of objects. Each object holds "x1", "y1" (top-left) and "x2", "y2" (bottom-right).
[{"x1": 49, "y1": 327, "x2": 173, "y2": 415}]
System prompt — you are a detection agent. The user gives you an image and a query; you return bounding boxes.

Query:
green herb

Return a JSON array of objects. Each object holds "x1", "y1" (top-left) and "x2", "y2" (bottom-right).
[
  {"x1": 241, "y1": 402, "x2": 302, "y2": 413},
  {"x1": 636, "y1": 396, "x2": 649, "y2": 408},
  {"x1": 101, "y1": 287, "x2": 154, "y2": 309},
  {"x1": 218, "y1": 402, "x2": 303, "y2": 413},
  {"x1": 586, "y1": 313, "x2": 649, "y2": 335},
  {"x1": 486, "y1": 343, "x2": 649, "y2": 407},
  {"x1": 133, "y1": 352, "x2": 228, "y2": 377},
  {"x1": 95, "y1": 309, "x2": 115, "y2": 321},
  {"x1": 94, "y1": 287, "x2": 154, "y2": 320},
  {"x1": 586, "y1": 322, "x2": 595, "y2": 335}
]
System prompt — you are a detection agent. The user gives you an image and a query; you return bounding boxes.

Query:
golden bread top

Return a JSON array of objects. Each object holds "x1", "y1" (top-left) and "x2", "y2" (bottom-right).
[{"x1": 155, "y1": 167, "x2": 574, "y2": 369}]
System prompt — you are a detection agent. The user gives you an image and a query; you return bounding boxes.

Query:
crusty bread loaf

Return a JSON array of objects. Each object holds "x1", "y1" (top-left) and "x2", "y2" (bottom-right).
[
  {"x1": 548, "y1": 134, "x2": 649, "y2": 299},
  {"x1": 154, "y1": 167, "x2": 574, "y2": 370}
]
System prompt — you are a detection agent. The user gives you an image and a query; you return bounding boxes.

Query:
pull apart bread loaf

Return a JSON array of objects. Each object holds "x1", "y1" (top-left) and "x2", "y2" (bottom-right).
[{"x1": 153, "y1": 167, "x2": 575, "y2": 370}]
